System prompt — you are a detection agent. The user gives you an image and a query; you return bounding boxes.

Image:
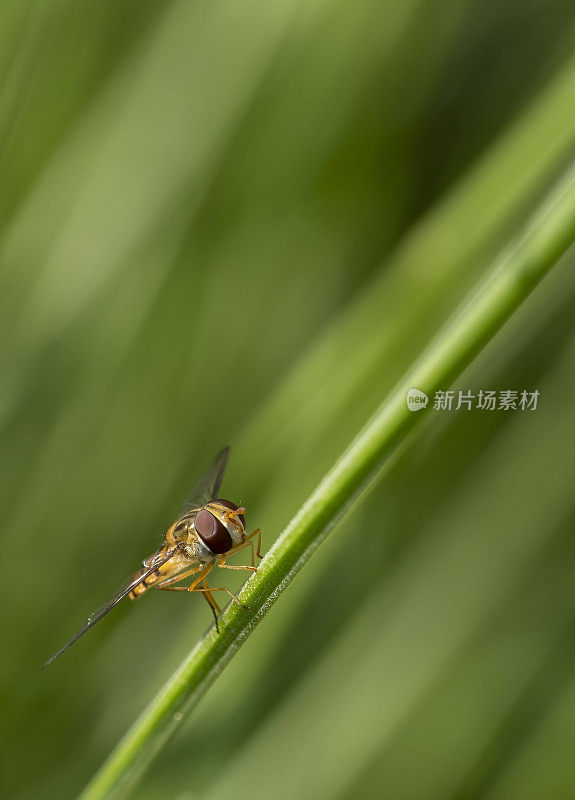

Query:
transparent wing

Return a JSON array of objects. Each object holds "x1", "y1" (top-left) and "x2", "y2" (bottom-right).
[
  {"x1": 179, "y1": 446, "x2": 231, "y2": 515},
  {"x1": 43, "y1": 547, "x2": 179, "y2": 667}
]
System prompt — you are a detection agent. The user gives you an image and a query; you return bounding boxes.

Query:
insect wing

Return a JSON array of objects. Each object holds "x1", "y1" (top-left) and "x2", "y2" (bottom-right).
[
  {"x1": 43, "y1": 547, "x2": 178, "y2": 667},
  {"x1": 179, "y1": 446, "x2": 231, "y2": 515}
]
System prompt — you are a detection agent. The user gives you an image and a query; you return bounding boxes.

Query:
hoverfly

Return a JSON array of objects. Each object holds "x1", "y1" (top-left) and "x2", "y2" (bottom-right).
[{"x1": 44, "y1": 447, "x2": 261, "y2": 667}]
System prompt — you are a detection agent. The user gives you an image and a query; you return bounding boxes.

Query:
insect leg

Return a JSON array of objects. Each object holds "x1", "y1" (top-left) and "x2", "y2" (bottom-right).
[
  {"x1": 247, "y1": 528, "x2": 263, "y2": 559},
  {"x1": 218, "y1": 552, "x2": 257, "y2": 574},
  {"x1": 155, "y1": 564, "x2": 202, "y2": 590},
  {"x1": 179, "y1": 564, "x2": 245, "y2": 628},
  {"x1": 201, "y1": 579, "x2": 221, "y2": 630},
  {"x1": 156, "y1": 564, "x2": 225, "y2": 631},
  {"x1": 190, "y1": 584, "x2": 249, "y2": 610},
  {"x1": 225, "y1": 529, "x2": 262, "y2": 567}
]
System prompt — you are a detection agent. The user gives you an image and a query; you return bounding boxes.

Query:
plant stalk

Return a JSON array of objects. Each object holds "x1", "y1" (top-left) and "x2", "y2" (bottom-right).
[{"x1": 80, "y1": 158, "x2": 575, "y2": 800}]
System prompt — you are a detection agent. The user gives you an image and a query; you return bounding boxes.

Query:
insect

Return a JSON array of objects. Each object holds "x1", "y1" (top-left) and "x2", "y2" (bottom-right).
[{"x1": 44, "y1": 447, "x2": 261, "y2": 667}]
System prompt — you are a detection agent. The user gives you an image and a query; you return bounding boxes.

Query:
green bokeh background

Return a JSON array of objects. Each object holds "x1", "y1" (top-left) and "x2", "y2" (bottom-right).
[{"x1": 2, "y1": 1, "x2": 575, "y2": 798}]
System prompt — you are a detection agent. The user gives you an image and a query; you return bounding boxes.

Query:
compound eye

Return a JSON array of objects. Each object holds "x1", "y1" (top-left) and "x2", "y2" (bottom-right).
[{"x1": 195, "y1": 508, "x2": 233, "y2": 554}]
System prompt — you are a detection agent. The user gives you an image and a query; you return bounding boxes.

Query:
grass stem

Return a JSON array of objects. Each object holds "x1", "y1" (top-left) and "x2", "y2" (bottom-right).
[{"x1": 80, "y1": 158, "x2": 575, "y2": 800}]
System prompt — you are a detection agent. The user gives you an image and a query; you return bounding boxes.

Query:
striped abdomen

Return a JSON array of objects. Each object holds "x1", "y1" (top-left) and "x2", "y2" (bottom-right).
[{"x1": 128, "y1": 546, "x2": 186, "y2": 599}]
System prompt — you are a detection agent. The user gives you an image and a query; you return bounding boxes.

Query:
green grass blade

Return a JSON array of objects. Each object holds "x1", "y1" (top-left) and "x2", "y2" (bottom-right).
[{"x1": 79, "y1": 158, "x2": 575, "y2": 800}]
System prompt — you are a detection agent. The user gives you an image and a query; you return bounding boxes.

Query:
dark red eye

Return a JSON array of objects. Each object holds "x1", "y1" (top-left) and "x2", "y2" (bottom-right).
[
  {"x1": 214, "y1": 498, "x2": 246, "y2": 529},
  {"x1": 195, "y1": 508, "x2": 233, "y2": 554}
]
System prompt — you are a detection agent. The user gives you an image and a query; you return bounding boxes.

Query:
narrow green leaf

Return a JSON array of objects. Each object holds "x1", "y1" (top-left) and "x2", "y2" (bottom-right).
[{"x1": 80, "y1": 158, "x2": 575, "y2": 800}]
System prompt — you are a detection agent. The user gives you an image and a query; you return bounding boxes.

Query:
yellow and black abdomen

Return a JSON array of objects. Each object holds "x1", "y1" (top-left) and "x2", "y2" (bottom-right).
[
  {"x1": 128, "y1": 565, "x2": 163, "y2": 598},
  {"x1": 128, "y1": 546, "x2": 189, "y2": 599}
]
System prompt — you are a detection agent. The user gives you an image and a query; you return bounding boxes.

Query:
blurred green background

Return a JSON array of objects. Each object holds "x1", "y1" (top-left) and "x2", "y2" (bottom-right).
[{"x1": 2, "y1": 1, "x2": 575, "y2": 798}]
